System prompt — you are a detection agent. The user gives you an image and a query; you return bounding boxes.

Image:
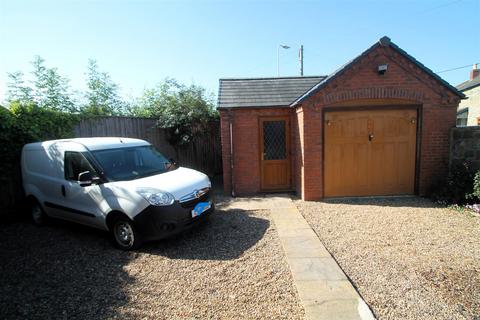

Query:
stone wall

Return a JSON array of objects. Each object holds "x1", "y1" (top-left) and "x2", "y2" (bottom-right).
[{"x1": 450, "y1": 126, "x2": 480, "y2": 170}]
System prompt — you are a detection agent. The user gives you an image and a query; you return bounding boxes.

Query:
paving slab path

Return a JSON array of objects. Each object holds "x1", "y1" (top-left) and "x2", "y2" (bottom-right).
[{"x1": 218, "y1": 194, "x2": 376, "y2": 320}]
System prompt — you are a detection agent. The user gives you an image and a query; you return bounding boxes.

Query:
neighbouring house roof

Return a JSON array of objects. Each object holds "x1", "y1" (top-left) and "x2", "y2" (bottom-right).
[
  {"x1": 217, "y1": 76, "x2": 326, "y2": 109},
  {"x1": 457, "y1": 107, "x2": 469, "y2": 115},
  {"x1": 456, "y1": 77, "x2": 480, "y2": 92},
  {"x1": 290, "y1": 36, "x2": 466, "y2": 106}
]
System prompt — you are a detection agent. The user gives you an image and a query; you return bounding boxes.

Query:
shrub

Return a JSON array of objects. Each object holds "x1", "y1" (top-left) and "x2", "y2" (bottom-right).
[
  {"x1": 10, "y1": 101, "x2": 80, "y2": 140},
  {"x1": 0, "y1": 102, "x2": 81, "y2": 214},
  {"x1": 0, "y1": 101, "x2": 80, "y2": 172},
  {"x1": 468, "y1": 170, "x2": 480, "y2": 201},
  {"x1": 429, "y1": 161, "x2": 477, "y2": 205},
  {"x1": 0, "y1": 106, "x2": 25, "y2": 171},
  {"x1": 131, "y1": 79, "x2": 218, "y2": 146}
]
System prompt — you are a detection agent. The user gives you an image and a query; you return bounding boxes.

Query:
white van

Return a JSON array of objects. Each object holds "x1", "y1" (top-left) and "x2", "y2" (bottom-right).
[{"x1": 21, "y1": 137, "x2": 213, "y2": 250}]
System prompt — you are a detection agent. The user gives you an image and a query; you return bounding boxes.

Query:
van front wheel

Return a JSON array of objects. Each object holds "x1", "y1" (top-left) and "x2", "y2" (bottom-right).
[
  {"x1": 112, "y1": 217, "x2": 142, "y2": 250},
  {"x1": 31, "y1": 200, "x2": 46, "y2": 225}
]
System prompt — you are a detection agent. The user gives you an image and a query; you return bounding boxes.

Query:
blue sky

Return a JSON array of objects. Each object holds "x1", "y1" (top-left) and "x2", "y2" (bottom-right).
[{"x1": 0, "y1": 0, "x2": 478, "y2": 103}]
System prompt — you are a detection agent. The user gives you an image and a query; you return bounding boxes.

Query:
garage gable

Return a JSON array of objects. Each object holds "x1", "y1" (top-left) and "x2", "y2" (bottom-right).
[{"x1": 291, "y1": 36, "x2": 465, "y2": 107}]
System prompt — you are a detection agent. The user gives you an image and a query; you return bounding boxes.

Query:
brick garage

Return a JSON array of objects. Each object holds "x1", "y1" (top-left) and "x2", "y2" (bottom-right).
[{"x1": 218, "y1": 37, "x2": 464, "y2": 200}]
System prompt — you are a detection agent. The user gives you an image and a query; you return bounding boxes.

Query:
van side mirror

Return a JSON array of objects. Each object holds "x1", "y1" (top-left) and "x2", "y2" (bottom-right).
[
  {"x1": 165, "y1": 158, "x2": 177, "y2": 171},
  {"x1": 78, "y1": 171, "x2": 99, "y2": 187}
]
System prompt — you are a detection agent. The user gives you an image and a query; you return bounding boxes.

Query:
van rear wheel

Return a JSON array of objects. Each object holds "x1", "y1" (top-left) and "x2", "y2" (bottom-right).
[
  {"x1": 31, "y1": 200, "x2": 46, "y2": 225},
  {"x1": 112, "y1": 217, "x2": 142, "y2": 250}
]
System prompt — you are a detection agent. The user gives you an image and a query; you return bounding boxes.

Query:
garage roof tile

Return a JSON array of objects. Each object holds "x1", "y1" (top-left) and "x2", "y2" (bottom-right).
[{"x1": 217, "y1": 76, "x2": 326, "y2": 109}]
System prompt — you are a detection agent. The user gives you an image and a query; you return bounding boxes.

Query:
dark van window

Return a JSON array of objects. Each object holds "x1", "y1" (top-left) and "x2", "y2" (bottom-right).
[
  {"x1": 64, "y1": 151, "x2": 96, "y2": 181},
  {"x1": 91, "y1": 146, "x2": 172, "y2": 181}
]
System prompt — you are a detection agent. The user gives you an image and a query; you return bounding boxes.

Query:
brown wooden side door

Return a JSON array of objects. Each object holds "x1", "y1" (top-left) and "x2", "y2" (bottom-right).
[
  {"x1": 324, "y1": 109, "x2": 417, "y2": 197},
  {"x1": 260, "y1": 117, "x2": 291, "y2": 191}
]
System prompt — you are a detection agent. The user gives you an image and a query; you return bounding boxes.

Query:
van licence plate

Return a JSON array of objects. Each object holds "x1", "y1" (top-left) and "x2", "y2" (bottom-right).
[{"x1": 191, "y1": 201, "x2": 211, "y2": 218}]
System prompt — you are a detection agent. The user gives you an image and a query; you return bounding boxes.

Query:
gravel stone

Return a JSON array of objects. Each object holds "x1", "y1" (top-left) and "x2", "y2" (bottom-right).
[
  {"x1": 0, "y1": 209, "x2": 304, "y2": 319},
  {"x1": 294, "y1": 196, "x2": 480, "y2": 320}
]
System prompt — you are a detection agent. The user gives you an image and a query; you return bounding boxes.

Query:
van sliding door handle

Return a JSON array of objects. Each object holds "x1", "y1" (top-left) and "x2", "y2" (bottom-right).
[{"x1": 61, "y1": 185, "x2": 66, "y2": 197}]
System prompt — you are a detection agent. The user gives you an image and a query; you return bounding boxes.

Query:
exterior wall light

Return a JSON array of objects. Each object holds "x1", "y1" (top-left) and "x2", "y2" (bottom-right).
[{"x1": 378, "y1": 64, "x2": 388, "y2": 75}]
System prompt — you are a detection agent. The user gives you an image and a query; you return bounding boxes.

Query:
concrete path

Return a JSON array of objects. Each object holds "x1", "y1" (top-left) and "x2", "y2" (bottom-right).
[{"x1": 218, "y1": 195, "x2": 375, "y2": 320}]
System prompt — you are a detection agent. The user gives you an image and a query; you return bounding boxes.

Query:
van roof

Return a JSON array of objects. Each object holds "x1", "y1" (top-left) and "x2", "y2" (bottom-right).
[{"x1": 23, "y1": 137, "x2": 150, "y2": 151}]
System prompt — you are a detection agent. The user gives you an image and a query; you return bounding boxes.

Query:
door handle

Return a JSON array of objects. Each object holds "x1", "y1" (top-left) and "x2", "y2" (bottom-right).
[
  {"x1": 368, "y1": 134, "x2": 374, "y2": 142},
  {"x1": 61, "y1": 185, "x2": 66, "y2": 197}
]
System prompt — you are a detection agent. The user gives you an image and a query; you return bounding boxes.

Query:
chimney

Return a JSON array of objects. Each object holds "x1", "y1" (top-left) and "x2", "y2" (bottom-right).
[{"x1": 471, "y1": 63, "x2": 479, "y2": 80}]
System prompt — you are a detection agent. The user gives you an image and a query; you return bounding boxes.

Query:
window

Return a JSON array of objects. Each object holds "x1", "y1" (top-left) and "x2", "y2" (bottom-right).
[
  {"x1": 263, "y1": 120, "x2": 286, "y2": 160},
  {"x1": 456, "y1": 108, "x2": 468, "y2": 127},
  {"x1": 456, "y1": 118, "x2": 467, "y2": 127},
  {"x1": 64, "y1": 151, "x2": 96, "y2": 181},
  {"x1": 91, "y1": 146, "x2": 171, "y2": 181}
]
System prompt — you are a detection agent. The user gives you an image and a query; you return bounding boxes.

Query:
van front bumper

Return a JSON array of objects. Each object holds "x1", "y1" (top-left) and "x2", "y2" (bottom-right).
[{"x1": 133, "y1": 195, "x2": 214, "y2": 241}]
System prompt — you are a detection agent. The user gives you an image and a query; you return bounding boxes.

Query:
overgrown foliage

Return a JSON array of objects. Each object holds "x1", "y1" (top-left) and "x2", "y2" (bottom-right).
[
  {"x1": 6, "y1": 71, "x2": 33, "y2": 104},
  {"x1": 429, "y1": 161, "x2": 478, "y2": 205},
  {"x1": 5, "y1": 57, "x2": 218, "y2": 141},
  {"x1": 130, "y1": 78, "x2": 218, "y2": 145},
  {"x1": 0, "y1": 102, "x2": 80, "y2": 172},
  {"x1": 469, "y1": 171, "x2": 480, "y2": 200},
  {"x1": 31, "y1": 56, "x2": 76, "y2": 112},
  {"x1": 5, "y1": 56, "x2": 128, "y2": 116},
  {"x1": 8, "y1": 56, "x2": 76, "y2": 112},
  {"x1": 83, "y1": 59, "x2": 128, "y2": 115}
]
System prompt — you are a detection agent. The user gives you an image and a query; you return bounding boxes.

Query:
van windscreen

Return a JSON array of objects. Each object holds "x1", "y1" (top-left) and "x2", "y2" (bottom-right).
[{"x1": 91, "y1": 145, "x2": 173, "y2": 181}]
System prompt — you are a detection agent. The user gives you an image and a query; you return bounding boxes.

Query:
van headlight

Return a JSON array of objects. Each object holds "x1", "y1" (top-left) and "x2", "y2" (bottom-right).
[{"x1": 136, "y1": 188, "x2": 175, "y2": 206}]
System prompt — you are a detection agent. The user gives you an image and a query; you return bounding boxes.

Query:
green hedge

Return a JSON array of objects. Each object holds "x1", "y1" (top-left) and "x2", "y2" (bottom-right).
[
  {"x1": 0, "y1": 102, "x2": 80, "y2": 171},
  {"x1": 0, "y1": 102, "x2": 80, "y2": 214}
]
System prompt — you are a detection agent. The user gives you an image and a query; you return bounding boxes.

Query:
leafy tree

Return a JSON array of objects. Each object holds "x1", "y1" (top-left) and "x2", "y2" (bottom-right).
[
  {"x1": 131, "y1": 78, "x2": 217, "y2": 145},
  {"x1": 31, "y1": 56, "x2": 76, "y2": 112},
  {"x1": 83, "y1": 59, "x2": 127, "y2": 116},
  {"x1": 5, "y1": 57, "x2": 75, "y2": 112},
  {"x1": 6, "y1": 71, "x2": 33, "y2": 104}
]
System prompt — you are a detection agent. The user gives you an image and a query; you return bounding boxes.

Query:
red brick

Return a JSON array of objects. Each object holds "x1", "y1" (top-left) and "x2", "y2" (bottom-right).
[{"x1": 220, "y1": 44, "x2": 460, "y2": 200}]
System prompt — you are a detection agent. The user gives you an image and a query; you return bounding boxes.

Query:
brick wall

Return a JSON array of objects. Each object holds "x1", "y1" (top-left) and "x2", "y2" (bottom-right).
[
  {"x1": 219, "y1": 108, "x2": 293, "y2": 195},
  {"x1": 220, "y1": 45, "x2": 460, "y2": 199},
  {"x1": 450, "y1": 126, "x2": 480, "y2": 171},
  {"x1": 293, "y1": 107, "x2": 304, "y2": 196},
  {"x1": 300, "y1": 103, "x2": 324, "y2": 200},
  {"x1": 418, "y1": 105, "x2": 457, "y2": 194},
  {"x1": 297, "y1": 44, "x2": 459, "y2": 200}
]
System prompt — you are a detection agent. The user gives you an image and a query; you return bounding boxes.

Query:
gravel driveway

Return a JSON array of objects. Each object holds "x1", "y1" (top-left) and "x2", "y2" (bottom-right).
[
  {"x1": 0, "y1": 208, "x2": 304, "y2": 319},
  {"x1": 294, "y1": 196, "x2": 480, "y2": 320}
]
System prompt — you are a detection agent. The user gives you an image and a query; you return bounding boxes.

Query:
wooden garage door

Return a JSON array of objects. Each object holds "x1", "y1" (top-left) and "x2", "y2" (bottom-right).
[{"x1": 324, "y1": 109, "x2": 417, "y2": 197}]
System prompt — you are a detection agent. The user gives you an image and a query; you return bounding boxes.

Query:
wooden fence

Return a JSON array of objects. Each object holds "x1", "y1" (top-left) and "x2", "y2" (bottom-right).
[{"x1": 74, "y1": 116, "x2": 222, "y2": 176}]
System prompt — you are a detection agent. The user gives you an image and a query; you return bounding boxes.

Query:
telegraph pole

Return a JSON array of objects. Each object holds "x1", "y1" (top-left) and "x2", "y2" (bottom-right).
[{"x1": 299, "y1": 45, "x2": 304, "y2": 76}]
